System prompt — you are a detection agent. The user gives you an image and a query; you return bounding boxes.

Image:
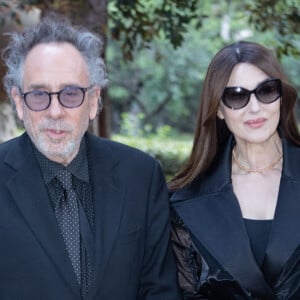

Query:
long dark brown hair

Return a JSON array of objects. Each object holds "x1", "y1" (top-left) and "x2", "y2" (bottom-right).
[{"x1": 168, "y1": 41, "x2": 300, "y2": 191}]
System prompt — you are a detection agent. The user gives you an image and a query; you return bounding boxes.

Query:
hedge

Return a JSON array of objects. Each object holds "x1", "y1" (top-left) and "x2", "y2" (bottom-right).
[{"x1": 112, "y1": 135, "x2": 192, "y2": 180}]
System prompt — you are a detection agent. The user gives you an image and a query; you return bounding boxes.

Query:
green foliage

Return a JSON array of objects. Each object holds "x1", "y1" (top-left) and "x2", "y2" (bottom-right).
[
  {"x1": 107, "y1": 27, "x2": 210, "y2": 133},
  {"x1": 2, "y1": 0, "x2": 300, "y2": 137},
  {"x1": 108, "y1": 0, "x2": 300, "y2": 135},
  {"x1": 119, "y1": 112, "x2": 145, "y2": 136},
  {"x1": 119, "y1": 112, "x2": 179, "y2": 138},
  {"x1": 246, "y1": 0, "x2": 300, "y2": 58},
  {"x1": 109, "y1": 0, "x2": 300, "y2": 61},
  {"x1": 109, "y1": 0, "x2": 202, "y2": 60},
  {"x1": 115, "y1": 112, "x2": 192, "y2": 178},
  {"x1": 112, "y1": 134, "x2": 192, "y2": 179}
]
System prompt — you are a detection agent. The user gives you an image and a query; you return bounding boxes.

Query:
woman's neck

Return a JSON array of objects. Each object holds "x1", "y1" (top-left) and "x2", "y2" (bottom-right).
[{"x1": 232, "y1": 132, "x2": 282, "y2": 174}]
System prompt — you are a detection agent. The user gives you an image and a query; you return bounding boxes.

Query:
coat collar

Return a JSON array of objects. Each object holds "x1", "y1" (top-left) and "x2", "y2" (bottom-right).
[
  {"x1": 170, "y1": 133, "x2": 300, "y2": 297},
  {"x1": 4, "y1": 132, "x2": 126, "y2": 299},
  {"x1": 262, "y1": 136, "x2": 300, "y2": 284},
  {"x1": 171, "y1": 131, "x2": 300, "y2": 201},
  {"x1": 171, "y1": 136, "x2": 234, "y2": 202},
  {"x1": 84, "y1": 133, "x2": 127, "y2": 299},
  {"x1": 4, "y1": 133, "x2": 81, "y2": 298}
]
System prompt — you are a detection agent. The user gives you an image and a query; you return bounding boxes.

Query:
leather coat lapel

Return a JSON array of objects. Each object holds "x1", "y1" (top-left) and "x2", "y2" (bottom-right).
[
  {"x1": 171, "y1": 135, "x2": 273, "y2": 297},
  {"x1": 4, "y1": 134, "x2": 81, "y2": 298},
  {"x1": 263, "y1": 137, "x2": 300, "y2": 283},
  {"x1": 86, "y1": 134, "x2": 126, "y2": 299}
]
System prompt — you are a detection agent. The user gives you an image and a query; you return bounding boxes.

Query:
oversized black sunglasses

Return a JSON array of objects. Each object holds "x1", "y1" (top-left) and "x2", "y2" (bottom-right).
[
  {"x1": 21, "y1": 85, "x2": 92, "y2": 111},
  {"x1": 221, "y1": 78, "x2": 282, "y2": 110}
]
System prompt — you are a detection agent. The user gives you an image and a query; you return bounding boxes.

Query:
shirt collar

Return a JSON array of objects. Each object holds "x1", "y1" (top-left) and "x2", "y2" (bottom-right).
[{"x1": 34, "y1": 137, "x2": 89, "y2": 184}]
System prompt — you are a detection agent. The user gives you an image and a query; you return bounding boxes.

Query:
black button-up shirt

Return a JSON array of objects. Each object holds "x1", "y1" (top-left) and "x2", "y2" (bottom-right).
[{"x1": 34, "y1": 137, "x2": 94, "y2": 298}]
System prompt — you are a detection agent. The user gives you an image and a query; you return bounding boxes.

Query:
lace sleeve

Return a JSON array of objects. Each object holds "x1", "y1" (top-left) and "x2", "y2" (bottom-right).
[{"x1": 170, "y1": 208, "x2": 208, "y2": 300}]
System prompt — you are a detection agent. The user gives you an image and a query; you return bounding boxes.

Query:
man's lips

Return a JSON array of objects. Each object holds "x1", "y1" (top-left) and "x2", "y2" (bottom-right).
[{"x1": 44, "y1": 128, "x2": 69, "y2": 137}]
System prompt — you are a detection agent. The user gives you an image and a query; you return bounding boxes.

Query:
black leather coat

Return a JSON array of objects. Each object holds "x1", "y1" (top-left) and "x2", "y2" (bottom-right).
[{"x1": 170, "y1": 134, "x2": 300, "y2": 299}]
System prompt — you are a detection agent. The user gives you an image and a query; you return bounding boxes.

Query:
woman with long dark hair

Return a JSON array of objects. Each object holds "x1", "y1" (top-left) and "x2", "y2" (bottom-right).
[{"x1": 169, "y1": 41, "x2": 300, "y2": 299}]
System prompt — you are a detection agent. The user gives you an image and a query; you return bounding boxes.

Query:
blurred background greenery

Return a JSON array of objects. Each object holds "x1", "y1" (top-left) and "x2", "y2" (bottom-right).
[{"x1": 1, "y1": 0, "x2": 300, "y2": 178}]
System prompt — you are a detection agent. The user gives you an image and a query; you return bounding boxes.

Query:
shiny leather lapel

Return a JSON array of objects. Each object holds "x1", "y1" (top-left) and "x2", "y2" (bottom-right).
[
  {"x1": 171, "y1": 135, "x2": 273, "y2": 297},
  {"x1": 263, "y1": 138, "x2": 300, "y2": 283},
  {"x1": 4, "y1": 134, "x2": 81, "y2": 298},
  {"x1": 86, "y1": 134, "x2": 126, "y2": 299}
]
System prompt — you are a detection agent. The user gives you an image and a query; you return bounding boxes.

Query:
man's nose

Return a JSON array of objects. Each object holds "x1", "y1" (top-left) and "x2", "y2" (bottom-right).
[{"x1": 45, "y1": 94, "x2": 65, "y2": 118}]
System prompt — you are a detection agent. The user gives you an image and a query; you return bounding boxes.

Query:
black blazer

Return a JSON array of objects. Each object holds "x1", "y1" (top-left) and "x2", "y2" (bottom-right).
[
  {"x1": 171, "y1": 134, "x2": 300, "y2": 299},
  {"x1": 0, "y1": 133, "x2": 181, "y2": 300}
]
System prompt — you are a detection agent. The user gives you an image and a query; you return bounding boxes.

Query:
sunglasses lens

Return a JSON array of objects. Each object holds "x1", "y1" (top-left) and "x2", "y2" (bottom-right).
[
  {"x1": 24, "y1": 91, "x2": 50, "y2": 111},
  {"x1": 222, "y1": 87, "x2": 249, "y2": 109},
  {"x1": 60, "y1": 87, "x2": 85, "y2": 108},
  {"x1": 256, "y1": 79, "x2": 281, "y2": 103},
  {"x1": 221, "y1": 79, "x2": 282, "y2": 110}
]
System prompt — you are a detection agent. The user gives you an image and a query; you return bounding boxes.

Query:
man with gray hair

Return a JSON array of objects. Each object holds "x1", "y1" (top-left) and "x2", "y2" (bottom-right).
[{"x1": 0, "y1": 15, "x2": 181, "y2": 300}]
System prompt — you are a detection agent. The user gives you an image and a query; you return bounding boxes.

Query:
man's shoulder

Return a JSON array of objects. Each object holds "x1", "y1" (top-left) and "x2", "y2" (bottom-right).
[
  {"x1": 87, "y1": 133, "x2": 156, "y2": 164},
  {"x1": 0, "y1": 134, "x2": 25, "y2": 156},
  {"x1": 0, "y1": 134, "x2": 31, "y2": 176}
]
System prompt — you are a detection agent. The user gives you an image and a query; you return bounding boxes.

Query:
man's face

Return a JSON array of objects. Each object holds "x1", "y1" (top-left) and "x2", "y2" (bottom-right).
[{"x1": 12, "y1": 42, "x2": 100, "y2": 165}]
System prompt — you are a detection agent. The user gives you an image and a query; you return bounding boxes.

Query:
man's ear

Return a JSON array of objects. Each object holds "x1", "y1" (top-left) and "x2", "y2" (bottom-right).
[
  {"x1": 89, "y1": 86, "x2": 101, "y2": 120},
  {"x1": 11, "y1": 86, "x2": 24, "y2": 121}
]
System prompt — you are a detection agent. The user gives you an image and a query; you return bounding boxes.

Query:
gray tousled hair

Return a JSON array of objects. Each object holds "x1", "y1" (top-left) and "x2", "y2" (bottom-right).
[{"x1": 2, "y1": 15, "x2": 108, "y2": 107}]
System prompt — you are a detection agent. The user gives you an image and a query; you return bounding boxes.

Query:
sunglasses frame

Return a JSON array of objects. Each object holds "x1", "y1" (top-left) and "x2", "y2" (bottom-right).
[
  {"x1": 221, "y1": 78, "x2": 282, "y2": 110},
  {"x1": 21, "y1": 85, "x2": 92, "y2": 112}
]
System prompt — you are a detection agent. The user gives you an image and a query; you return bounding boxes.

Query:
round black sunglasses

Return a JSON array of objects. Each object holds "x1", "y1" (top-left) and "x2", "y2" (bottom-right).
[{"x1": 21, "y1": 86, "x2": 92, "y2": 111}]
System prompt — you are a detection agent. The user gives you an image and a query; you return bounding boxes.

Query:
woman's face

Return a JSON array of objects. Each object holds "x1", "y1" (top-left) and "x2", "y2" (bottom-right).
[{"x1": 217, "y1": 63, "x2": 280, "y2": 146}]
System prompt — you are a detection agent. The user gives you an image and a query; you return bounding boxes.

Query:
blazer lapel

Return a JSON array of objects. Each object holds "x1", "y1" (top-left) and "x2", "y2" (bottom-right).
[
  {"x1": 263, "y1": 137, "x2": 300, "y2": 283},
  {"x1": 173, "y1": 191, "x2": 273, "y2": 297},
  {"x1": 4, "y1": 134, "x2": 81, "y2": 298},
  {"x1": 86, "y1": 135, "x2": 126, "y2": 299},
  {"x1": 171, "y1": 135, "x2": 273, "y2": 297}
]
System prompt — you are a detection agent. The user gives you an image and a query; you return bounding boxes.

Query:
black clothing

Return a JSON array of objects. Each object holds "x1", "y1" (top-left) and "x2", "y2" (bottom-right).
[
  {"x1": 244, "y1": 219, "x2": 272, "y2": 267},
  {"x1": 171, "y1": 134, "x2": 300, "y2": 299},
  {"x1": 0, "y1": 132, "x2": 181, "y2": 299},
  {"x1": 35, "y1": 139, "x2": 94, "y2": 297}
]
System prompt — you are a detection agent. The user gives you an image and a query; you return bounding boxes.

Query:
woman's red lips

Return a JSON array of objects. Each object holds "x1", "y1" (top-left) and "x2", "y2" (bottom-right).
[{"x1": 245, "y1": 118, "x2": 266, "y2": 128}]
